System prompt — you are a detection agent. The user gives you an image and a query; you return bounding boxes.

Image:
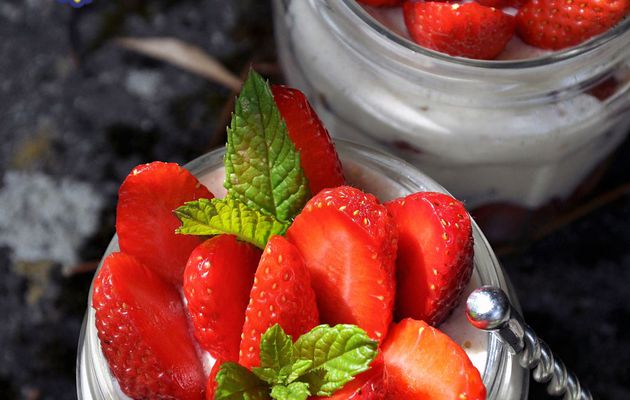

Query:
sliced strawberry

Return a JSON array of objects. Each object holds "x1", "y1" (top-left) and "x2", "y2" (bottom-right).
[
  {"x1": 403, "y1": 2, "x2": 516, "y2": 60},
  {"x1": 239, "y1": 235, "x2": 319, "y2": 368},
  {"x1": 272, "y1": 85, "x2": 345, "y2": 195},
  {"x1": 516, "y1": 0, "x2": 630, "y2": 50},
  {"x1": 386, "y1": 192, "x2": 473, "y2": 325},
  {"x1": 357, "y1": 0, "x2": 404, "y2": 6},
  {"x1": 318, "y1": 355, "x2": 387, "y2": 400},
  {"x1": 286, "y1": 186, "x2": 397, "y2": 342},
  {"x1": 93, "y1": 252, "x2": 205, "y2": 400},
  {"x1": 184, "y1": 235, "x2": 261, "y2": 362},
  {"x1": 382, "y1": 319, "x2": 486, "y2": 400},
  {"x1": 117, "y1": 162, "x2": 214, "y2": 284},
  {"x1": 206, "y1": 361, "x2": 223, "y2": 400},
  {"x1": 476, "y1": 0, "x2": 527, "y2": 8}
]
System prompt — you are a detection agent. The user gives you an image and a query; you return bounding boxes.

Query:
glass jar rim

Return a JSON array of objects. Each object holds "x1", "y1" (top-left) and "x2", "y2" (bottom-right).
[
  {"x1": 342, "y1": 0, "x2": 630, "y2": 69},
  {"x1": 77, "y1": 141, "x2": 528, "y2": 399}
]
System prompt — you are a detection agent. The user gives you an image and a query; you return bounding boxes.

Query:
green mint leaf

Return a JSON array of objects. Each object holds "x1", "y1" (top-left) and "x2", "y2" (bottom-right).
[
  {"x1": 296, "y1": 368, "x2": 327, "y2": 396},
  {"x1": 293, "y1": 325, "x2": 378, "y2": 396},
  {"x1": 215, "y1": 362, "x2": 270, "y2": 400},
  {"x1": 174, "y1": 197, "x2": 289, "y2": 249},
  {"x1": 270, "y1": 382, "x2": 310, "y2": 400},
  {"x1": 252, "y1": 367, "x2": 277, "y2": 385},
  {"x1": 224, "y1": 69, "x2": 310, "y2": 222},
  {"x1": 282, "y1": 359, "x2": 313, "y2": 384},
  {"x1": 260, "y1": 324, "x2": 294, "y2": 373}
]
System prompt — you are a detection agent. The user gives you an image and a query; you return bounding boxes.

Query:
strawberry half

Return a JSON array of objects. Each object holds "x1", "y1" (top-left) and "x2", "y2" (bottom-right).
[
  {"x1": 476, "y1": 0, "x2": 527, "y2": 8},
  {"x1": 286, "y1": 186, "x2": 397, "y2": 342},
  {"x1": 272, "y1": 85, "x2": 345, "y2": 195},
  {"x1": 516, "y1": 0, "x2": 630, "y2": 50},
  {"x1": 403, "y1": 1, "x2": 516, "y2": 60},
  {"x1": 93, "y1": 252, "x2": 205, "y2": 400},
  {"x1": 382, "y1": 319, "x2": 486, "y2": 400},
  {"x1": 386, "y1": 192, "x2": 473, "y2": 325},
  {"x1": 117, "y1": 162, "x2": 214, "y2": 284},
  {"x1": 184, "y1": 235, "x2": 261, "y2": 362},
  {"x1": 239, "y1": 235, "x2": 319, "y2": 368}
]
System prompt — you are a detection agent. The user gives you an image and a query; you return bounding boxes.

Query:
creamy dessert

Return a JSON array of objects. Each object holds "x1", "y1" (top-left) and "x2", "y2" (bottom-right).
[
  {"x1": 273, "y1": 0, "x2": 630, "y2": 241},
  {"x1": 77, "y1": 71, "x2": 528, "y2": 399}
]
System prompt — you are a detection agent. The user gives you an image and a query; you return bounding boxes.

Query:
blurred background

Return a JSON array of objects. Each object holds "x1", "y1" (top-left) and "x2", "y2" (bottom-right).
[{"x1": 0, "y1": 0, "x2": 628, "y2": 399}]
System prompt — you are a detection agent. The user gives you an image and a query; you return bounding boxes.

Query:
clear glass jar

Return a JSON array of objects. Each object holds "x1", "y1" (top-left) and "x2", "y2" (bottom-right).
[
  {"x1": 76, "y1": 142, "x2": 529, "y2": 399},
  {"x1": 273, "y1": 0, "x2": 630, "y2": 240}
]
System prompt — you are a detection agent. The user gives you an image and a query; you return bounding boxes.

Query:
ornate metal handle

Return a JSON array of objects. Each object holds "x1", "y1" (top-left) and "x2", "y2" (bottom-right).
[{"x1": 466, "y1": 286, "x2": 593, "y2": 400}]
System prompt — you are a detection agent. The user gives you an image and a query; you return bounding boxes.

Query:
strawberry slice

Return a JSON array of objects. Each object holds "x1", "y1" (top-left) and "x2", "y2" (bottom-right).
[
  {"x1": 403, "y1": 2, "x2": 516, "y2": 60},
  {"x1": 239, "y1": 235, "x2": 319, "y2": 368},
  {"x1": 286, "y1": 186, "x2": 397, "y2": 342},
  {"x1": 476, "y1": 0, "x2": 527, "y2": 8},
  {"x1": 357, "y1": 0, "x2": 404, "y2": 6},
  {"x1": 318, "y1": 355, "x2": 387, "y2": 400},
  {"x1": 516, "y1": 0, "x2": 630, "y2": 50},
  {"x1": 184, "y1": 235, "x2": 261, "y2": 362},
  {"x1": 93, "y1": 252, "x2": 205, "y2": 400},
  {"x1": 205, "y1": 361, "x2": 223, "y2": 400},
  {"x1": 386, "y1": 192, "x2": 473, "y2": 325},
  {"x1": 382, "y1": 319, "x2": 486, "y2": 400},
  {"x1": 272, "y1": 85, "x2": 345, "y2": 195},
  {"x1": 117, "y1": 162, "x2": 214, "y2": 284}
]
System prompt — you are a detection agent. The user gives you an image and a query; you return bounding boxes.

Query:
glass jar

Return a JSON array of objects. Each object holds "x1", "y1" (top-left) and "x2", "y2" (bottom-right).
[
  {"x1": 272, "y1": 0, "x2": 630, "y2": 241},
  {"x1": 76, "y1": 142, "x2": 529, "y2": 399}
]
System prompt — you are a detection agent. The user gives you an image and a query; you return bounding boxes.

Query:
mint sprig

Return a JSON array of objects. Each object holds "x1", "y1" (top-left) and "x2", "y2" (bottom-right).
[
  {"x1": 174, "y1": 197, "x2": 289, "y2": 249},
  {"x1": 224, "y1": 69, "x2": 310, "y2": 222},
  {"x1": 215, "y1": 324, "x2": 378, "y2": 399}
]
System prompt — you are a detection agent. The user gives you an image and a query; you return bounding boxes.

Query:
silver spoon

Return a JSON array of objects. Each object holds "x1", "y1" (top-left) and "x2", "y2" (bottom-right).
[{"x1": 466, "y1": 286, "x2": 593, "y2": 400}]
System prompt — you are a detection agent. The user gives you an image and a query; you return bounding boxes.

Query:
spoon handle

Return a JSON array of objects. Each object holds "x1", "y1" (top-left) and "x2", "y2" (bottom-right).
[{"x1": 466, "y1": 286, "x2": 593, "y2": 400}]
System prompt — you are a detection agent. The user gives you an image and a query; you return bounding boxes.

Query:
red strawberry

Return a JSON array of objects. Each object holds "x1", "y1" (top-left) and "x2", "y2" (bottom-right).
[
  {"x1": 272, "y1": 85, "x2": 345, "y2": 195},
  {"x1": 93, "y1": 252, "x2": 205, "y2": 400},
  {"x1": 403, "y1": 2, "x2": 516, "y2": 60},
  {"x1": 117, "y1": 162, "x2": 214, "y2": 284},
  {"x1": 476, "y1": 0, "x2": 527, "y2": 8},
  {"x1": 382, "y1": 319, "x2": 486, "y2": 400},
  {"x1": 239, "y1": 235, "x2": 319, "y2": 368},
  {"x1": 286, "y1": 186, "x2": 397, "y2": 342},
  {"x1": 357, "y1": 0, "x2": 404, "y2": 6},
  {"x1": 516, "y1": 0, "x2": 630, "y2": 50},
  {"x1": 386, "y1": 192, "x2": 473, "y2": 325},
  {"x1": 318, "y1": 355, "x2": 387, "y2": 400},
  {"x1": 184, "y1": 235, "x2": 261, "y2": 362},
  {"x1": 205, "y1": 361, "x2": 223, "y2": 400}
]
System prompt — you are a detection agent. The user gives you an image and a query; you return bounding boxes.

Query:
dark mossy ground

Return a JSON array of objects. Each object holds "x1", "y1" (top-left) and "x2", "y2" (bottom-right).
[{"x1": 0, "y1": 1, "x2": 628, "y2": 399}]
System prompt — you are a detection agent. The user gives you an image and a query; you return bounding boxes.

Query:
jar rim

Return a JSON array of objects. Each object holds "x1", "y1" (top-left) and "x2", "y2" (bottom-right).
[{"x1": 342, "y1": 0, "x2": 630, "y2": 69}]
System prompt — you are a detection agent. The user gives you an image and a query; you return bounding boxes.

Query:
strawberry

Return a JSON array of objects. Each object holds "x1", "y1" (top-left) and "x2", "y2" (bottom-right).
[
  {"x1": 117, "y1": 162, "x2": 214, "y2": 284},
  {"x1": 184, "y1": 235, "x2": 261, "y2": 362},
  {"x1": 239, "y1": 235, "x2": 319, "y2": 368},
  {"x1": 382, "y1": 319, "x2": 486, "y2": 400},
  {"x1": 403, "y1": 2, "x2": 516, "y2": 60},
  {"x1": 272, "y1": 85, "x2": 345, "y2": 195},
  {"x1": 516, "y1": 0, "x2": 630, "y2": 50},
  {"x1": 476, "y1": 0, "x2": 527, "y2": 8},
  {"x1": 318, "y1": 355, "x2": 387, "y2": 400},
  {"x1": 386, "y1": 192, "x2": 473, "y2": 325},
  {"x1": 205, "y1": 361, "x2": 223, "y2": 400},
  {"x1": 93, "y1": 252, "x2": 205, "y2": 400},
  {"x1": 286, "y1": 186, "x2": 397, "y2": 342},
  {"x1": 357, "y1": 0, "x2": 404, "y2": 6}
]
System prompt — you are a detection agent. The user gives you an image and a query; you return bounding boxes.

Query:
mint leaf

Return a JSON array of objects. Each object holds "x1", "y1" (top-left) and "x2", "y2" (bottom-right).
[
  {"x1": 270, "y1": 382, "x2": 310, "y2": 400},
  {"x1": 215, "y1": 362, "x2": 270, "y2": 400},
  {"x1": 252, "y1": 367, "x2": 277, "y2": 385},
  {"x1": 259, "y1": 324, "x2": 294, "y2": 372},
  {"x1": 281, "y1": 359, "x2": 313, "y2": 384},
  {"x1": 293, "y1": 325, "x2": 378, "y2": 396},
  {"x1": 174, "y1": 197, "x2": 289, "y2": 249},
  {"x1": 224, "y1": 69, "x2": 310, "y2": 222}
]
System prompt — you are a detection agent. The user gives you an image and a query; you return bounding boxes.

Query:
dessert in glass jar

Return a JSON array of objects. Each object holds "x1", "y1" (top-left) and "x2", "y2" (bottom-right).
[
  {"x1": 76, "y1": 72, "x2": 529, "y2": 399},
  {"x1": 272, "y1": 0, "x2": 630, "y2": 241}
]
